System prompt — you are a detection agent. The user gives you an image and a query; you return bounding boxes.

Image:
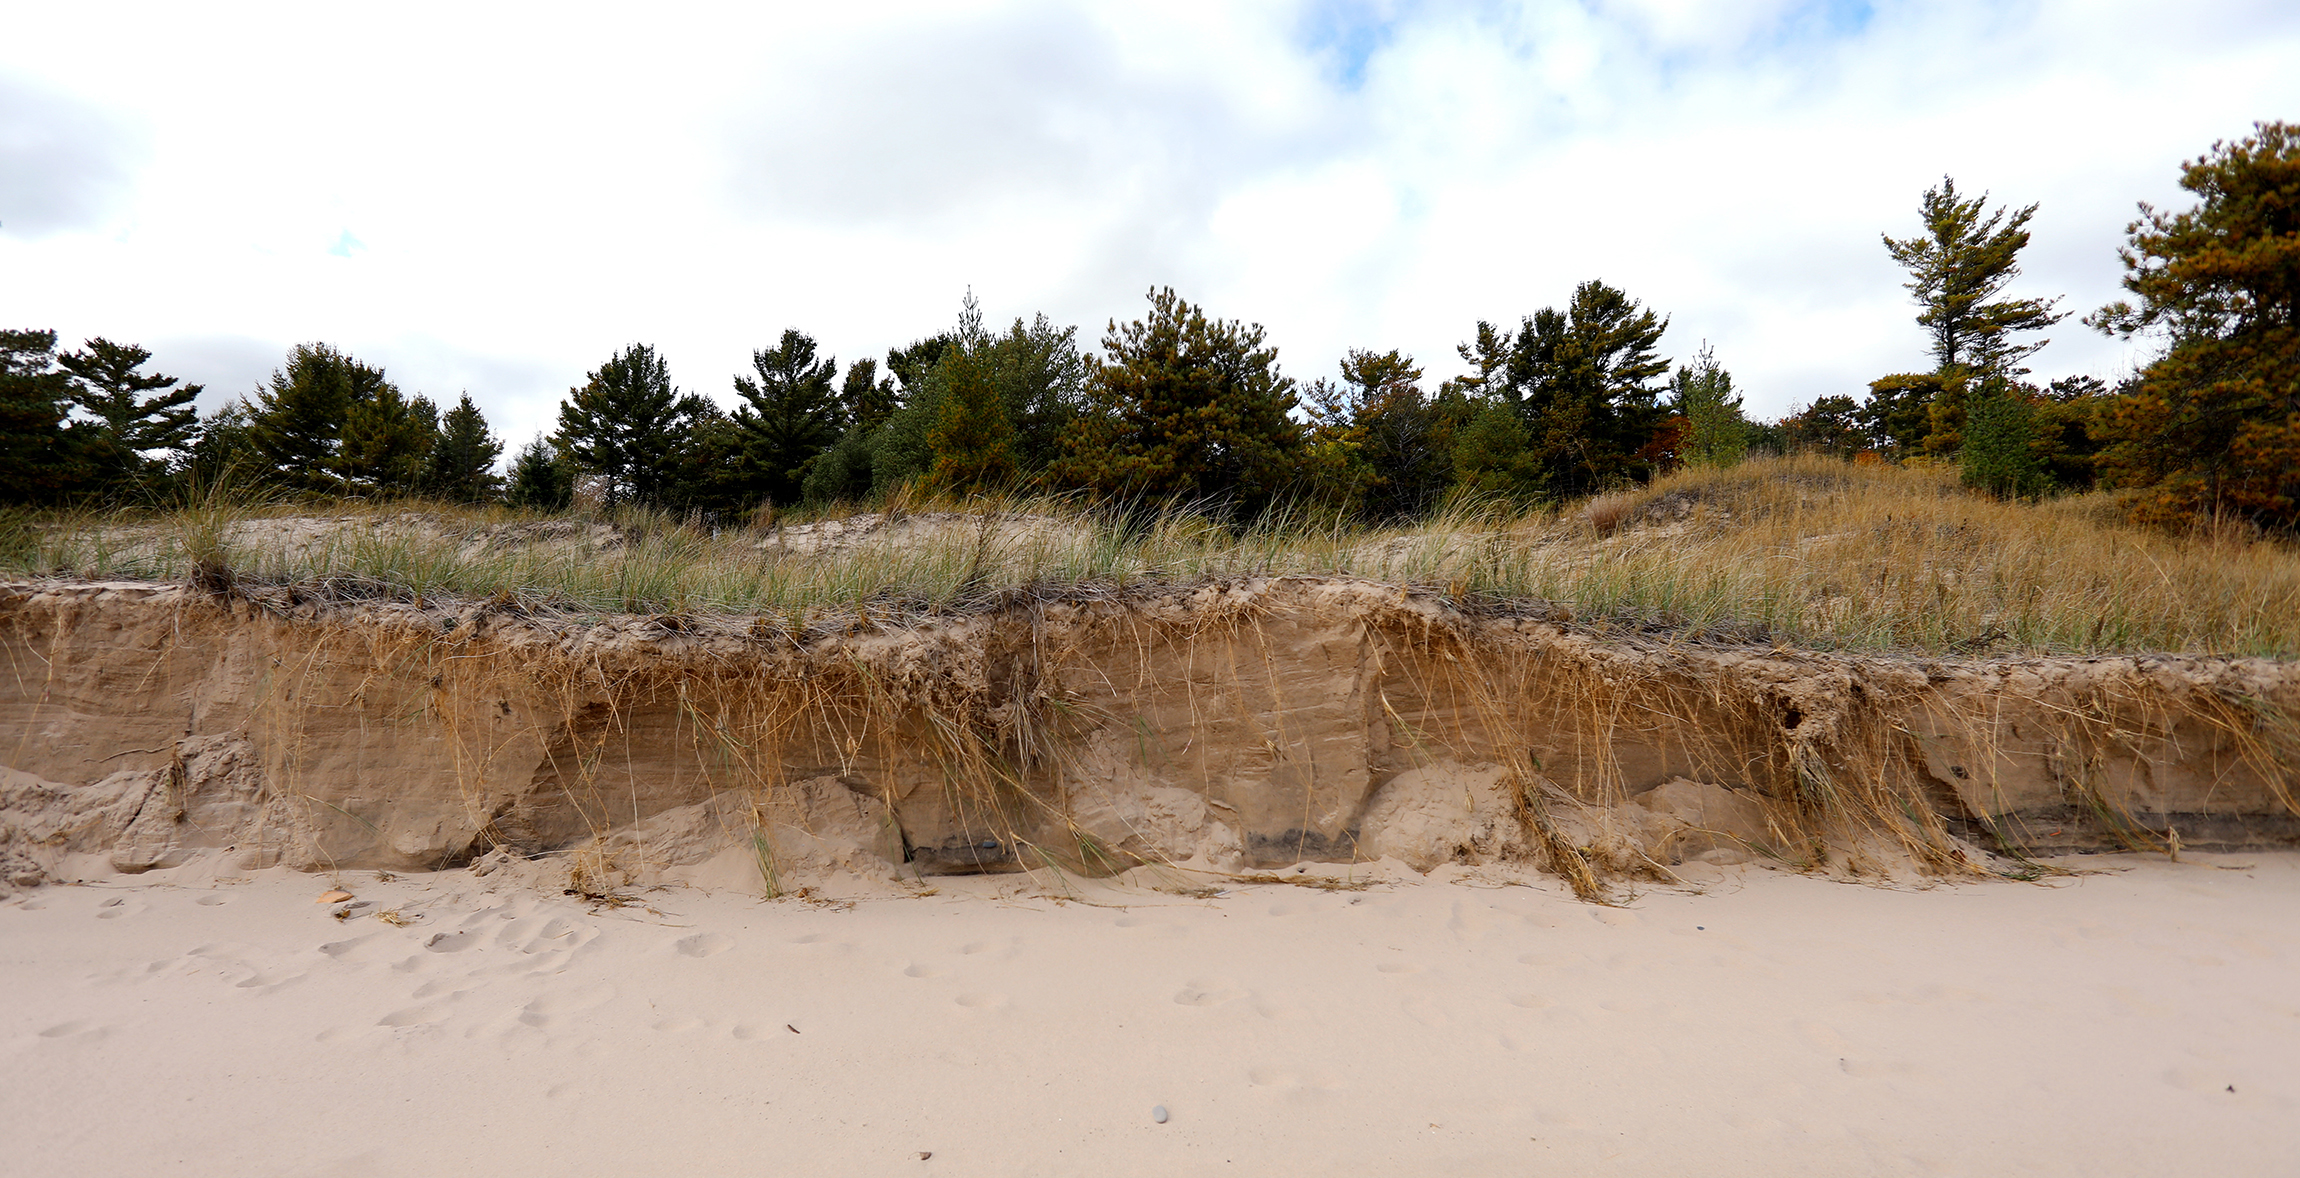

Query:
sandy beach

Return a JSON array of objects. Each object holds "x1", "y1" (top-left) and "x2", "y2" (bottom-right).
[{"x1": 4, "y1": 854, "x2": 2294, "y2": 1177}]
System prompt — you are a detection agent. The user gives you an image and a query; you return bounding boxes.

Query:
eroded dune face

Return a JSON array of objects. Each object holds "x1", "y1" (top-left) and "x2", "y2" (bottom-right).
[{"x1": 2, "y1": 578, "x2": 2296, "y2": 897}]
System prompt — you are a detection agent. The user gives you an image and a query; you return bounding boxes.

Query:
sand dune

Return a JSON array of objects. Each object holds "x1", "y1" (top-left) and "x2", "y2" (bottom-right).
[{"x1": 4, "y1": 854, "x2": 2295, "y2": 1176}]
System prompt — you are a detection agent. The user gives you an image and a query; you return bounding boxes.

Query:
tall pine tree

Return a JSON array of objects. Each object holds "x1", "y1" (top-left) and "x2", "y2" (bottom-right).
[
  {"x1": 423, "y1": 394, "x2": 505, "y2": 502},
  {"x1": 1049, "y1": 287, "x2": 1303, "y2": 512},
  {"x1": 0, "y1": 330, "x2": 95, "y2": 502},
  {"x1": 57, "y1": 338, "x2": 201, "y2": 491},
  {"x1": 731, "y1": 329, "x2": 845, "y2": 507},
  {"x1": 554, "y1": 343, "x2": 698, "y2": 508},
  {"x1": 1470, "y1": 281, "x2": 1672, "y2": 498},
  {"x1": 1883, "y1": 177, "x2": 2066, "y2": 378},
  {"x1": 245, "y1": 343, "x2": 397, "y2": 494}
]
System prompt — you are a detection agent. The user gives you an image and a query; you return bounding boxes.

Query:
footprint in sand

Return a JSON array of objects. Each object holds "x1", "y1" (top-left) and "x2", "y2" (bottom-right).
[
  {"x1": 319, "y1": 936, "x2": 375, "y2": 959},
  {"x1": 195, "y1": 894, "x2": 228, "y2": 907},
  {"x1": 1506, "y1": 992, "x2": 1551, "y2": 1009},
  {"x1": 902, "y1": 961, "x2": 945, "y2": 979},
  {"x1": 38, "y1": 1020, "x2": 100, "y2": 1039},
  {"x1": 424, "y1": 930, "x2": 476, "y2": 953},
  {"x1": 731, "y1": 1023, "x2": 768, "y2": 1040},
  {"x1": 675, "y1": 933, "x2": 732, "y2": 959}
]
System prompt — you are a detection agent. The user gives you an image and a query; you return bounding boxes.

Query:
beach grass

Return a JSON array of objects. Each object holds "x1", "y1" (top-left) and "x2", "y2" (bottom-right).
[{"x1": 8, "y1": 454, "x2": 2297, "y2": 657}]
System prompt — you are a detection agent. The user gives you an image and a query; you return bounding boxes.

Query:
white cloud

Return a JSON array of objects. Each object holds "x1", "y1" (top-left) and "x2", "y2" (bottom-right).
[{"x1": 0, "y1": 0, "x2": 2292, "y2": 447}]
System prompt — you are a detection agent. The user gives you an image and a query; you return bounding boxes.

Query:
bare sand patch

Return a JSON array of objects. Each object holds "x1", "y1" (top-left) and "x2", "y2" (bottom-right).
[{"x1": 2, "y1": 854, "x2": 2293, "y2": 1176}]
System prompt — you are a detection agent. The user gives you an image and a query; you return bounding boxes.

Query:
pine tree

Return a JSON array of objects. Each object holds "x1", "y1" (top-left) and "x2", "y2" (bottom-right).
[
  {"x1": 1475, "y1": 281, "x2": 1672, "y2": 497},
  {"x1": 0, "y1": 329, "x2": 95, "y2": 502},
  {"x1": 980, "y1": 313, "x2": 1090, "y2": 473},
  {"x1": 1779, "y1": 396, "x2": 1867, "y2": 457},
  {"x1": 840, "y1": 357, "x2": 900, "y2": 433},
  {"x1": 1959, "y1": 376, "x2": 2048, "y2": 498},
  {"x1": 1883, "y1": 177, "x2": 2066, "y2": 377},
  {"x1": 2088, "y1": 121, "x2": 2300, "y2": 527},
  {"x1": 1337, "y1": 349, "x2": 1467, "y2": 520},
  {"x1": 554, "y1": 343, "x2": 696, "y2": 508},
  {"x1": 1049, "y1": 287, "x2": 1303, "y2": 512},
  {"x1": 57, "y1": 338, "x2": 201, "y2": 491},
  {"x1": 338, "y1": 385, "x2": 438, "y2": 497},
  {"x1": 1858, "y1": 373, "x2": 1947, "y2": 455},
  {"x1": 1666, "y1": 343, "x2": 1748, "y2": 468},
  {"x1": 423, "y1": 394, "x2": 505, "y2": 502},
  {"x1": 925, "y1": 344, "x2": 1017, "y2": 493},
  {"x1": 246, "y1": 343, "x2": 395, "y2": 494},
  {"x1": 731, "y1": 329, "x2": 845, "y2": 507},
  {"x1": 506, "y1": 437, "x2": 574, "y2": 511},
  {"x1": 1451, "y1": 401, "x2": 1542, "y2": 502}
]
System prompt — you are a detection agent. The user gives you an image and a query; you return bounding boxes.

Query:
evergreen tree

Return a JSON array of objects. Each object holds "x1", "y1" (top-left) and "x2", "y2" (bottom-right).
[
  {"x1": 1858, "y1": 373, "x2": 1947, "y2": 455},
  {"x1": 885, "y1": 335, "x2": 954, "y2": 400},
  {"x1": 182, "y1": 404, "x2": 260, "y2": 491},
  {"x1": 2088, "y1": 121, "x2": 2300, "y2": 527},
  {"x1": 553, "y1": 343, "x2": 697, "y2": 508},
  {"x1": 659, "y1": 399, "x2": 753, "y2": 518},
  {"x1": 1049, "y1": 287, "x2": 1304, "y2": 512},
  {"x1": 980, "y1": 313, "x2": 1090, "y2": 472},
  {"x1": 925, "y1": 343, "x2": 1017, "y2": 493},
  {"x1": 1332, "y1": 348, "x2": 1469, "y2": 520},
  {"x1": 423, "y1": 394, "x2": 505, "y2": 502},
  {"x1": 1779, "y1": 395, "x2": 1867, "y2": 457},
  {"x1": 245, "y1": 343, "x2": 394, "y2": 494},
  {"x1": 338, "y1": 385, "x2": 438, "y2": 497},
  {"x1": 506, "y1": 437, "x2": 575, "y2": 511},
  {"x1": 1883, "y1": 177, "x2": 2066, "y2": 377},
  {"x1": 840, "y1": 357, "x2": 900, "y2": 433},
  {"x1": 1666, "y1": 343, "x2": 1748, "y2": 468},
  {"x1": 57, "y1": 338, "x2": 201, "y2": 491},
  {"x1": 1959, "y1": 376, "x2": 2048, "y2": 498},
  {"x1": 1451, "y1": 401, "x2": 1542, "y2": 502},
  {"x1": 0, "y1": 329, "x2": 95, "y2": 502},
  {"x1": 731, "y1": 329, "x2": 845, "y2": 507},
  {"x1": 1471, "y1": 281, "x2": 1672, "y2": 498}
]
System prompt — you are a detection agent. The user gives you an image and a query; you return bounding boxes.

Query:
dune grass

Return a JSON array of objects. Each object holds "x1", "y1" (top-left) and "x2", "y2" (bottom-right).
[{"x1": 6, "y1": 454, "x2": 2297, "y2": 657}]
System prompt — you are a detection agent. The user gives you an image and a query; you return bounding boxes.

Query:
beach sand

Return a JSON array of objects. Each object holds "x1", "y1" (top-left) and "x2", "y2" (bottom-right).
[{"x1": 4, "y1": 854, "x2": 2294, "y2": 1177}]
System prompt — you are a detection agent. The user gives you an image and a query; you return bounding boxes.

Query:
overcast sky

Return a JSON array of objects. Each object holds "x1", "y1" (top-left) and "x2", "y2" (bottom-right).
[{"x1": 3, "y1": 1, "x2": 2294, "y2": 446}]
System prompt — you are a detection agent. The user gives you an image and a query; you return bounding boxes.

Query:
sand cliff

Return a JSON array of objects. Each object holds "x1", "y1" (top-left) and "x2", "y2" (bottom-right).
[{"x1": 4, "y1": 577, "x2": 2296, "y2": 897}]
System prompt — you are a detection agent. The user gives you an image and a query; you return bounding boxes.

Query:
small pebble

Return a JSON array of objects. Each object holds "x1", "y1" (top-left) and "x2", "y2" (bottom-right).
[{"x1": 1152, "y1": 1105, "x2": 1169, "y2": 1124}]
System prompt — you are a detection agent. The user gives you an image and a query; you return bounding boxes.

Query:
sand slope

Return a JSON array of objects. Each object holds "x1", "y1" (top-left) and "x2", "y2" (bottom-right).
[{"x1": 4, "y1": 856, "x2": 2296, "y2": 1177}]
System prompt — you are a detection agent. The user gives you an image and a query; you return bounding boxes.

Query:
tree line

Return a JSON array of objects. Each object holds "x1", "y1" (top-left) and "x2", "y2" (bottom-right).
[
  {"x1": 3, "y1": 121, "x2": 2290, "y2": 529},
  {"x1": 1776, "y1": 120, "x2": 2298, "y2": 529}
]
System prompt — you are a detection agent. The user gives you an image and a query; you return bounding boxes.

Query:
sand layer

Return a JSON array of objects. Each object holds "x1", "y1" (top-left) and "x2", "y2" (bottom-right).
[{"x1": 3, "y1": 854, "x2": 2295, "y2": 1176}]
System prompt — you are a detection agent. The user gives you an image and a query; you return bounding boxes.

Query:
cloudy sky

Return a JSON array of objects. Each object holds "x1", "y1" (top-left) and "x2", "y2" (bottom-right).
[{"x1": 3, "y1": 1, "x2": 2294, "y2": 446}]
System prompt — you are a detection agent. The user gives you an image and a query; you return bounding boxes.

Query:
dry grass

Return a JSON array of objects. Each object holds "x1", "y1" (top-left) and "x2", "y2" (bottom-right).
[{"x1": 7, "y1": 453, "x2": 2298, "y2": 656}]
